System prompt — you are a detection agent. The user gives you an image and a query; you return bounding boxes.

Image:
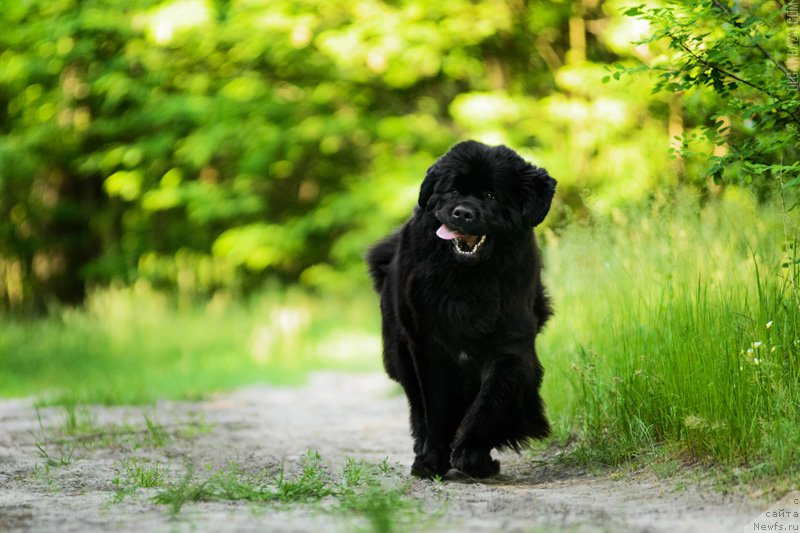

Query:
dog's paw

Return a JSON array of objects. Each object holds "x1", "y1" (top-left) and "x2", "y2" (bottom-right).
[
  {"x1": 410, "y1": 452, "x2": 450, "y2": 479},
  {"x1": 450, "y1": 447, "x2": 500, "y2": 478}
]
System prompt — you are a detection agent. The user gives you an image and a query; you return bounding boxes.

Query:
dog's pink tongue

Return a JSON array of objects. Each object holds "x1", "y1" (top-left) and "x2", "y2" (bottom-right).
[{"x1": 436, "y1": 224, "x2": 461, "y2": 240}]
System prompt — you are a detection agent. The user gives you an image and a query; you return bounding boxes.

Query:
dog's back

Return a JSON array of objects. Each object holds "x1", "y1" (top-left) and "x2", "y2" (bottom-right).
[{"x1": 365, "y1": 231, "x2": 399, "y2": 292}]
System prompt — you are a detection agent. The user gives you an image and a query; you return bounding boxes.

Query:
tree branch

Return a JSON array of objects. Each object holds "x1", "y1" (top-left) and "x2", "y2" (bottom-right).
[
  {"x1": 670, "y1": 36, "x2": 800, "y2": 129},
  {"x1": 711, "y1": 0, "x2": 800, "y2": 94}
]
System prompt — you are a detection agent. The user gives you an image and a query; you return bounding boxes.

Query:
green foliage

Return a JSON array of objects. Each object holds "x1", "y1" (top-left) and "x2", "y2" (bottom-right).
[
  {"x1": 615, "y1": 1, "x2": 800, "y2": 189},
  {"x1": 0, "y1": 0, "x2": 686, "y2": 309}
]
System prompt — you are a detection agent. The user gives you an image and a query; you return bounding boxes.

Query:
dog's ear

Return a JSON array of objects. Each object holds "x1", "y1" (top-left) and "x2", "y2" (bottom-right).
[
  {"x1": 521, "y1": 165, "x2": 557, "y2": 227},
  {"x1": 418, "y1": 163, "x2": 439, "y2": 208}
]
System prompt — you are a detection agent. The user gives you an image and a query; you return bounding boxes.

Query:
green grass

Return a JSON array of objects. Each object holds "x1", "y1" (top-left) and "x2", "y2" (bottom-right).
[
  {"x1": 0, "y1": 286, "x2": 382, "y2": 404},
  {"x1": 34, "y1": 442, "x2": 74, "y2": 467},
  {"x1": 111, "y1": 457, "x2": 168, "y2": 503},
  {"x1": 119, "y1": 457, "x2": 167, "y2": 488}
]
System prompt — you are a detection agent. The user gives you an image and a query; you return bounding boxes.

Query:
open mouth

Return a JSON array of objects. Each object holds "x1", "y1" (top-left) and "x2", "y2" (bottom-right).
[
  {"x1": 452, "y1": 234, "x2": 487, "y2": 255},
  {"x1": 436, "y1": 224, "x2": 487, "y2": 256}
]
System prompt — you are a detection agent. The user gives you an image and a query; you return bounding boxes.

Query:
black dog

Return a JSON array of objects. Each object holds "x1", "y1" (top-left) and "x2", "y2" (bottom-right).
[{"x1": 366, "y1": 140, "x2": 556, "y2": 478}]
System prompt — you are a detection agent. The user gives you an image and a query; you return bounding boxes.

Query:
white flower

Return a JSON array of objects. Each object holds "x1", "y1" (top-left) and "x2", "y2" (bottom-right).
[
  {"x1": 752, "y1": 341, "x2": 763, "y2": 348},
  {"x1": 766, "y1": 321, "x2": 773, "y2": 329}
]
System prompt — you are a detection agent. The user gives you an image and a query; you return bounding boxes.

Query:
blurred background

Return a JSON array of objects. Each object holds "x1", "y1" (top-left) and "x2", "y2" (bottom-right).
[{"x1": 1, "y1": 0, "x2": 799, "y2": 471}]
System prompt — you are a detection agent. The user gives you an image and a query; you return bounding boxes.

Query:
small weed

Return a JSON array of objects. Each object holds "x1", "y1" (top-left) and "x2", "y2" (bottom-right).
[
  {"x1": 59, "y1": 401, "x2": 99, "y2": 436},
  {"x1": 35, "y1": 442, "x2": 74, "y2": 467},
  {"x1": 121, "y1": 457, "x2": 166, "y2": 488},
  {"x1": 429, "y1": 474, "x2": 447, "y2": 493},
  {"x1": 342, "y1": 457, "x2": 365, "y2": 488},
  {"x1": 31, "y1": 463, "x2": 54, "y2": 487},
  {"x1": 32, "y1": 406, "x2": 76, "y2": 467},
  {"x1": 377, "y1": 457, "x2": 397, "y2": 476},
  {"x1": 111, "y1": 476, "x2": 135, "y2": 503},
  {"x1": 208, "y1": 467, "x2": 275, "y2": 501},
  {"x1": 63, "y1": 402, "x2": 78, "y2": 433},
  {"x1": 110, "y1": 457, "x2": 168, "y2": 503},
  {"x1": 143, "y1": 416, "x2": 169, "y2": 447},
  {"x1": 274, "y1": 450, "x2": 331, "y2": 502},
  {"x1": 153, "y1": 466, "x2": 209, "y2": 514}
]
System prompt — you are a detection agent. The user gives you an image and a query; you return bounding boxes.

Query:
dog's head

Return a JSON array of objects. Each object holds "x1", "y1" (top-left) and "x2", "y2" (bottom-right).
[{"x1": 417, "y1": 141, "x2": 556, "y2": 261}]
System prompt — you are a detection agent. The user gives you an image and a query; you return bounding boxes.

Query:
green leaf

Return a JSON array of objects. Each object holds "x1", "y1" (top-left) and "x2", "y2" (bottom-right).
[{"x1": 623, "y1": 5, "x2": 644, "y2": 17}]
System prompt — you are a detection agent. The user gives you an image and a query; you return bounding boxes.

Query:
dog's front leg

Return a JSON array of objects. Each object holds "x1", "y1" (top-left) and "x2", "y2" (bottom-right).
[
  {"x1": 450, "y1": 356, "x2": 526, "y2": 477},
  {"x1": 409, "y1": 351, "x2": 462, "y2": 478}
]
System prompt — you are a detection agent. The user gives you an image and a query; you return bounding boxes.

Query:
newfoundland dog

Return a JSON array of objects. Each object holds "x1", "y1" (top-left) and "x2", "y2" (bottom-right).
[{"x1": 366, "y1": 140, "x2": 556, "y2": 478}]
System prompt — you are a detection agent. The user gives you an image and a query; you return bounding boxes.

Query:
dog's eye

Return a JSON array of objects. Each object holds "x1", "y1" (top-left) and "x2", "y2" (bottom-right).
[{"x1": 484, "y1": 192, "x2": 495, "y2": 200}]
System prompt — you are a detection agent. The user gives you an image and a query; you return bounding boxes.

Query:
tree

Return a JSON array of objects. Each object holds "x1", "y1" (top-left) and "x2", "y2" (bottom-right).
[{"x1": 616, "y1": 1, "x2": 800, "y2": 193}]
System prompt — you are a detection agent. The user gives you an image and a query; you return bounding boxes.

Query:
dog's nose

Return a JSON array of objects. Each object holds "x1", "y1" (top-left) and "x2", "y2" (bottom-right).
[{"x1": 452, "y1": 205, "x2": 475, "y2": 221}]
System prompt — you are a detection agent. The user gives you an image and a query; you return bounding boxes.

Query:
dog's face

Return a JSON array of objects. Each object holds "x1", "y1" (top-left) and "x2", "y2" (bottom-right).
[{"x1": 418, "y1": 141, "x2": 556, "y2": 261}]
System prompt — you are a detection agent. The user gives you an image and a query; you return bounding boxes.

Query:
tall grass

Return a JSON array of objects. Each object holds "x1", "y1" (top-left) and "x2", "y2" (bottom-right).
[{"x1": 538, "y1": 189, "x2": 800, "y2": 475}]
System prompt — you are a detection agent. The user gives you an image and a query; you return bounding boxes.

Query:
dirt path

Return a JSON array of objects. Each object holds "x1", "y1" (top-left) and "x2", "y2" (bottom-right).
[{"x1": 0, "y1": 373, "x2": 762, "y2": 532}]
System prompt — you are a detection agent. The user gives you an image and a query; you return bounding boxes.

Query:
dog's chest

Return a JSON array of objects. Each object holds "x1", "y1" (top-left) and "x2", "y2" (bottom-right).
[{"x1": 414, "y1": 273, "x2": 502, "y2": 341}]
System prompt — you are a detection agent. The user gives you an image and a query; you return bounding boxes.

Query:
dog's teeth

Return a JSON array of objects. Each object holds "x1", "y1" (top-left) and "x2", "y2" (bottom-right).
[{"x1": 451, "y1": 235, "x2": 486, "y2": 256}]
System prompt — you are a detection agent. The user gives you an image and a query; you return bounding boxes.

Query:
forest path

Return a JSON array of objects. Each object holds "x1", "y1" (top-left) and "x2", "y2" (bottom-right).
[{"x1": 0, "y1": 373, "x2": 761, "y2": 532}]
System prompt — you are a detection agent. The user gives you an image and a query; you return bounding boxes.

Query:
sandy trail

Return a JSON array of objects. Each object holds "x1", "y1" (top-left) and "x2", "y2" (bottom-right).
[{"x1": 0, "y1": 373, "x2": 761, "y2": 532}]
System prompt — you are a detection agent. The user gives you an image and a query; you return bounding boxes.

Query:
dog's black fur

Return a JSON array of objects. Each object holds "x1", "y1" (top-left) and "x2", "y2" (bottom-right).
[{"x1": 366, "y1": 140, "x2": 556, "y2": 478}]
